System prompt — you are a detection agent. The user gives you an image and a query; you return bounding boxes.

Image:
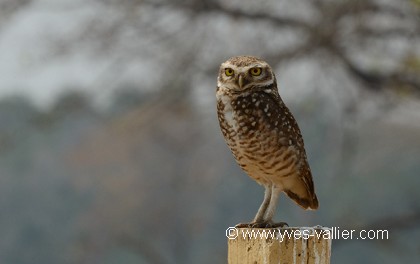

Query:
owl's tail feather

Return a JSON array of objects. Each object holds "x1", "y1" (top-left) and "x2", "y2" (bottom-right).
[
  {"x1": 285, "y1": 189, "x2": 319, "y2": 210},
  {"x1": 283, "y1": 172, "x2": 319, "y2": 210}
]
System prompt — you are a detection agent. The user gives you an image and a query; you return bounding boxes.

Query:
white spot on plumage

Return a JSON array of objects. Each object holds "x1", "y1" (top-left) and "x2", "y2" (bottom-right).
[{"x1": 217, "y1": 92, "x2": 237, "y2": 130}]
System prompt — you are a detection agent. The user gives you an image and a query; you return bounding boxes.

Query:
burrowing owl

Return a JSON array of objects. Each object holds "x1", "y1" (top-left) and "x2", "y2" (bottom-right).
[{"x1": 216, "y1": 55, "x2": 318, "y2": 228}]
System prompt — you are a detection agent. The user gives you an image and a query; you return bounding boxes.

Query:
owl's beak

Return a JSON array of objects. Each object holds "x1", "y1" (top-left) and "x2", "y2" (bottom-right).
[{"x1": 238, "y1": 74, "x2": 244, "y2": 89}]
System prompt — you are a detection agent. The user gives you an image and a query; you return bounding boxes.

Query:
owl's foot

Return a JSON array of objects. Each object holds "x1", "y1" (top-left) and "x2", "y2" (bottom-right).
[
  {"x1": 270, "y1": 221, "x2": 289, "y2": 228},
  {"x1": 235, "y1": 222, "x2": 266, "y2": 228},
  {"x1": 235, "y1": 221, "x2": 289, "y2": 228},
  {"x1": 235, "y1": 222, "x2": 253, "y2": 228},
  {"x1": 250, "y1": 222, "x2": 273, "y2": 228}
]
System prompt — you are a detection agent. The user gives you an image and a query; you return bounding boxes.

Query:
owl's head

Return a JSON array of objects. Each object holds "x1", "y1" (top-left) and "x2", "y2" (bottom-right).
[{"x1": 217, "y1": 55, "x2": 276, "y2": 93}]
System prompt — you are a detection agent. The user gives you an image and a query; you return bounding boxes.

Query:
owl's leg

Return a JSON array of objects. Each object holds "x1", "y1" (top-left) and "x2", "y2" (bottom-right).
[
  {"x1": 262, "y1": 185, "x2": 288, "y2": 228},
  {"x1": 262, "y1": 185, "x2": 281, "y2": 222},
  {"x1": 235, "y1": 184, "x2": 272, "y2": 228},
  {"x1": 252, "y1": 184, "x2": 272, "y2": 223}
]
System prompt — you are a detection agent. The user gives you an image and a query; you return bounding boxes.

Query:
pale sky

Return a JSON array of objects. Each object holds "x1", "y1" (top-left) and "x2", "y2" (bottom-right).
[
  {"x1": 1, "y1": 0, "x2": 420, "y2": 125},
  {"x1": 0, "y1": 0, "x2": 111, "y2": 107}
]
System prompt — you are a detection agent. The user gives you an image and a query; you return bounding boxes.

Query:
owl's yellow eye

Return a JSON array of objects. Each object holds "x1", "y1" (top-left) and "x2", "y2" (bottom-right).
[
  {"x1": 250, "y1": 67, "x2": 262, "y2": 76},
  {"x1": 225, "y1": 68, "x2": 234, "y2": 76}
]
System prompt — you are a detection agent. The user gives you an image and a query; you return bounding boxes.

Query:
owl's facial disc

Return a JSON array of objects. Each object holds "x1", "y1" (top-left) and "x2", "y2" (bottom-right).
[{"x1": 218, "y1": 62, "x2": 272, "y2": 93}]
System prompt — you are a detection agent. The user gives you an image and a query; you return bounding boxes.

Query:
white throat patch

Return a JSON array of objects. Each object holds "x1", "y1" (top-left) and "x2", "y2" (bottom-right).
[{"x1": 216, "y1": 88, "x2": 237, "y2": 131}]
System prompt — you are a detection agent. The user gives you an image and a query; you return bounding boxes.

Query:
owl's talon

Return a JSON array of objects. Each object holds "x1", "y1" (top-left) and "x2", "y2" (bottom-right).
[
  {"x1": 235, "y1": 221, "x2": 288, "y2": 228},
  {"x1": 251, "y1": 222, "x2": 270, "y2": 228},
  {"x1": 235, "y1": 222, "x2": 267, "y2": 228},
  {"x1": 270, "y1": 222, "x2": 289, "y2": 228},
  {"x1": 235, "y1": 223, "x2": 252, "y2": 228}
]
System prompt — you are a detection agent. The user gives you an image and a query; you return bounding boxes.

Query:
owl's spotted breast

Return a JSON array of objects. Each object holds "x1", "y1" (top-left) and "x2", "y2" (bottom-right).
[{"x1": 217, "y1": 89, "x2": 305, "y2": 186}]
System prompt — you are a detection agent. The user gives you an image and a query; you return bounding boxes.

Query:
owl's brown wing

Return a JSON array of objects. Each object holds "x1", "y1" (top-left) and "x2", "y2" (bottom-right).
[
  {"x1": 283, "y1": 161, "x2": 319, "y2": 210},
  {"x1": 267, "y1": 90, "x2": 319, "y2": 210}
]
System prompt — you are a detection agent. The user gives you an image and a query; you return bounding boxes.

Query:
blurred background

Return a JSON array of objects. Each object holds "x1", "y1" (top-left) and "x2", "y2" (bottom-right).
[{"x1": 0, "y1": 0, "x2": 420, "y2": 263}]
